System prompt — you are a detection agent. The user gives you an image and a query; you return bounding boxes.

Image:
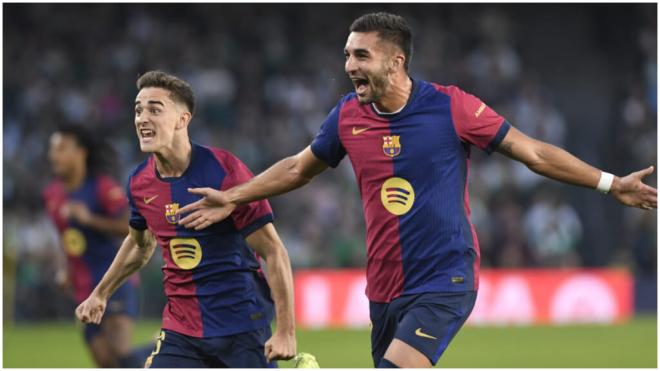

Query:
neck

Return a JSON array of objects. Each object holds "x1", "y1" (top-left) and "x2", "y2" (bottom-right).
[
  {"x1": 373, "y1": 73, "x2": 412, "y2": 113},
  {"x1": 62, "y1": 166, "x2": 86, "y2": 191},
  {"x1": 154, "y1": 138, "x2": 192, "y2": 178}
]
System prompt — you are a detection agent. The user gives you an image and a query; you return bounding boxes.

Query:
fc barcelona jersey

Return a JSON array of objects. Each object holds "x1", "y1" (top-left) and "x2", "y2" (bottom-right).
[
  {"x1": 311, "y1": 79, "x2": 511, "y2": 303},
  {"x1": 127, "y1": 142, "x2": 274, "y2": 337},
  {"x1": 43, "y1": 174, "x2": 135, "y2": 304}
]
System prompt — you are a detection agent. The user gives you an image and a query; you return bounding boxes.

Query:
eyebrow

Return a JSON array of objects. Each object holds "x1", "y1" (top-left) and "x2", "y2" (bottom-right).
[
  {"x1": 346, "y1": 48, "x2": 370, "y2": 55},
  {"x1": 135, "y1": 100, "x2": 165, "y2": 106}
]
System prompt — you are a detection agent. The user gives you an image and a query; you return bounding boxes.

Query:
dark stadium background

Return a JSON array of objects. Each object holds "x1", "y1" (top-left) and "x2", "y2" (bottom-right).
[{"x1": 3, "y1": 3, "x2": 657, "y2": 367}]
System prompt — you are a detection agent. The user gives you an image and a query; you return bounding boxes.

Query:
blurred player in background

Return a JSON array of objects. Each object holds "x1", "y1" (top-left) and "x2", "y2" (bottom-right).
[
  {"x1": 177, "y1": 12, "x2": 657, "y2": 368},
  {"x1": 43, "y1": 125, "x2": 152, "y2": 367},
  {"x1": 75, "y1": 71, "x2": 297, "y2": 367}
]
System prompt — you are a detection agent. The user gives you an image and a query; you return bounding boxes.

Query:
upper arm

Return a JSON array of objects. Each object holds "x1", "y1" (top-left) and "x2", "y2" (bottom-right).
[
  {"x1": 310, "y1": 100, "x2": 347, "y2": 167},
  {"x1": 496, "y1": 126, "x2": 544, "y2": 165},
  {"x1": 296, "y1": 146, "x2": 329, "y2": 181},
  {"x1": 245, "y1": 222, "x2": 285, "y2": 259}
]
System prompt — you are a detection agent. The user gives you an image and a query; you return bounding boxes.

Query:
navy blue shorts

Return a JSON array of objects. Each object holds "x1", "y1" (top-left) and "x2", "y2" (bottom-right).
[
  {"x1": 370, "y1": 291, "x2": 477, "y2": 366},
  {"x1": 84, "y1": 281, "x2": 139, "y2": 343},
  {"x1": 145, "y1": 328, "x2": 277, "y2": 368}
]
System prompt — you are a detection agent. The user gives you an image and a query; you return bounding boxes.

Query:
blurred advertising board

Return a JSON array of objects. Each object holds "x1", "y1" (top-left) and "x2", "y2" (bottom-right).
[{"x1": 294, "y1": 269, "x2": 633, "y2": 328}]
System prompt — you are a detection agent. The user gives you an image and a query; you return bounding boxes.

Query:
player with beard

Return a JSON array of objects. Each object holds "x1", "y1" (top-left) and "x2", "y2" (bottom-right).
[{"x1": 176, "y1": 12, "x2": 657, "y2": 368}]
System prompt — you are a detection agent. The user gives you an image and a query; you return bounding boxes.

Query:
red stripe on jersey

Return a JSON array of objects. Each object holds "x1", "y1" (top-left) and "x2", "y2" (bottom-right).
[
  {"x1": 70, "y1": 256, "x2": 93, "y2": 304},
  {"x1": 338, "y1": 99, "x2": 404, "y2": 302},
  {"x1": 207, "y1": 147, "x2": 273, "y2": 231},
  {"x1": 130, "y1": 157, "x2": 203, "y2": 337}
]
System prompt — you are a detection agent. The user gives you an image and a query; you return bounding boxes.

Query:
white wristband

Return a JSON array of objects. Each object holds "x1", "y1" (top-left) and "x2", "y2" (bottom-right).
[{"x1": 596, "y1": 172, "x2": 614, "y2": 194}]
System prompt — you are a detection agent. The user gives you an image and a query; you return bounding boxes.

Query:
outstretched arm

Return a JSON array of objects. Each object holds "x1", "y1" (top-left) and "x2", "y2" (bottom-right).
[
  {"x1": 177, "y1": 146, "x2": 328, "y2": 230},
  {"x1": 75, "y1": 227, "x2": 157, "y2": 324},
  {"x1": 246, "y1": 223, "x2": 296, "y2": 362},
  {"x1": 497, "y1": 126, "x2": 657, "y2": 209}
]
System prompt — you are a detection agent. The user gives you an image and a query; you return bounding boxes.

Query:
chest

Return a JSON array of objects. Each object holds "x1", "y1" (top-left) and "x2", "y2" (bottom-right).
[{"x1": 338, "y1": 110, "x2": 462, "y2": 174}]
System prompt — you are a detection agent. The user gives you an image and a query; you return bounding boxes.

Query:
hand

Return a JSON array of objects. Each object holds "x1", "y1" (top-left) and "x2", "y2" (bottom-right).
[
  {"x1": 61, "y1": 201, "x2": 92, "y2": 225},
  {"x1": 264, "y1": 330, "x2": 297, "y2": 362},
  {"x1": 75, "y1": 292, "x2": 107, "y2": 325},
  {"x1": 177, "y1": 188, "x2": 237, "y2": 230},
  {"x1": 55, "y1": 268, "x2": 71, "y2": 291},
  {"x1": 610, "y1": 166, "x2": 657, "y2": 210}
]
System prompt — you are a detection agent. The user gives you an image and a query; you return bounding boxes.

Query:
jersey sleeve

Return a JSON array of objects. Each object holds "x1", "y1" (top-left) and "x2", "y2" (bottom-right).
[
  {"x1": 310, "y1": 99, "x2": 347, "y2": 167},
  {"x1": 126, "y1": 177, "x2": 147, "y2": 231},
  {"x1": 220, "y1": 154, "x2": 274, "y2": 238},
  {"x1": 447, "y1": 86, "x2": 511, "y2": 154},
  {"x1": 96, "y1": 175, "x2": 128, "y2": 217}
]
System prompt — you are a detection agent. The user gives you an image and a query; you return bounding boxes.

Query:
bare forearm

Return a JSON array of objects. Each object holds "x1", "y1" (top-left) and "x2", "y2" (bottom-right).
[
  {"x1": 524, "y1": 142, "x2": 603, "y2": 188},
  {"x1": 94, "y1": 232, "x2": 155, "y2": 299},
  {"x1": 264, "y1": 248, "x2": 295, "y2": 335},
  {"x1": 227, "y1": 156, "x2": 312, "y2": 205}
]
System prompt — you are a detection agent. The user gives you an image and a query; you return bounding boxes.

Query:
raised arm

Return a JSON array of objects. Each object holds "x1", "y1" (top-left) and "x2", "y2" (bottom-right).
[
  {"x1": 245, "y1": 223, "x2": 296, "y2": 362},
  {"x1": 177, "y1": 146, "x2": 328, "y2": 230},
  {"x1": 75, "y1": 227, "x2": 157, "y2": 324},
  {"x1": 497, "y1": 126, "x2": 657, "y2": 209}
]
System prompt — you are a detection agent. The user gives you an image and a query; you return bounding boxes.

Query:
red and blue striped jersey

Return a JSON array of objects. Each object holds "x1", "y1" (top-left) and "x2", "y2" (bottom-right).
[
  {"x1": 127, "y1": 142, "x2": 274, "y2": 338},
  {"x1": 43, "y1": 174, "x2": 134, "y2": 304},
  {"x1": 311, "y1": 80, "x2": 510, "y2": 303}
]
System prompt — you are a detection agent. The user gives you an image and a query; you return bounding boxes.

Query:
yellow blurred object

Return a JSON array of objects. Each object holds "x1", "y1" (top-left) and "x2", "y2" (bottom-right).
[{"x1": 294, "y1": 352, "x2": 320, "y2": 368}]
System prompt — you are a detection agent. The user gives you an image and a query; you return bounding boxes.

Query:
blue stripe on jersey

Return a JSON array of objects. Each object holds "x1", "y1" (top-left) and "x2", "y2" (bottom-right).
[
  {"x1": 171, "y1": 144, "x2": 271, "y2": 337},
  {"x1": 310, "y1": 95, "x2": 352, "y2": 168},
  {"x1": 390, "y1": 82, "x2": 474, "y2": 294}
]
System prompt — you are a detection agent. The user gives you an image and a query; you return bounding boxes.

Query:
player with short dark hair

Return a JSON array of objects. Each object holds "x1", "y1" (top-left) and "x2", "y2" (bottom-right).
[
  {"x1": 75, "y1": 70, "x2": 297, "y2": 367},
  {"x1": 43, "y1": 125, "x2": 150, "y2": 367},
  {"x1": 176, "y1": 12, "x2": 657, "y2": 368}
]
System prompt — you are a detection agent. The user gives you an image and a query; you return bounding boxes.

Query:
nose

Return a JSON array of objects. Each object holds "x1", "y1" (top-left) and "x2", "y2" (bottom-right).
[{"x1": 345, "y1": 55, "x2": 357, "y2": 74}]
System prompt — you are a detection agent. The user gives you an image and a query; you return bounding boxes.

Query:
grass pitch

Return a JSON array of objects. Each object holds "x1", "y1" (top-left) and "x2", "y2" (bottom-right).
[{"x1": 3, "y1": 316, "x2": 656, "y2": 368}]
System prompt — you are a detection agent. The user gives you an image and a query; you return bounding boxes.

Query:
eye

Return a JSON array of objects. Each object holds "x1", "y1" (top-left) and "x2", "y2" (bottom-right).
[
  {"x1": 135, "y1": 107, "x2": 142, "y2": 115},
  {"x1": 150, "y1": 108, "x2": 161, "y2": 114}
]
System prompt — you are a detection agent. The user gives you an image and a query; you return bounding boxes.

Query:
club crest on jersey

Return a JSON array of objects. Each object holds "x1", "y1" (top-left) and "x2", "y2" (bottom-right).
[
  {"x1": 382, "y1": 135, "x2": 401, "y2": 157},
  {"x1": 165, "y1": 203, "x2": 180, "y2": 224}
]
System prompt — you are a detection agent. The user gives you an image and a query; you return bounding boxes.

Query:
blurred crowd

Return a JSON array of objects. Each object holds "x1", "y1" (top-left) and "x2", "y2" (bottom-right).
[{"x1": 3, "y1": 3, "x2": 656, "y2": 320}]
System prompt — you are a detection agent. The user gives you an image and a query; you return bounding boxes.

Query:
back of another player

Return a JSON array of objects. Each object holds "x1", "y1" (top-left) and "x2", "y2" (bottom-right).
[{"x1": 43, "y1": 125, "x2": 151, "y2": 368}]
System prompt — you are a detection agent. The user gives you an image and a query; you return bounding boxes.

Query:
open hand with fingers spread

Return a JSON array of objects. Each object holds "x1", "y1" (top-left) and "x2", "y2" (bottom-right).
[
  {"x1": 75, "y1": 292, "x2": 108, "y2": 325},
  {"x1": 610, "y1": 166, "x2": 658, "y2": 210},
  {"x1": 177, "y1": 187, "x2": 237, "y2": 230}
]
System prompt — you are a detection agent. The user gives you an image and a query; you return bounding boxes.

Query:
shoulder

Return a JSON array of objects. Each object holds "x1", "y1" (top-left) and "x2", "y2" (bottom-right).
[
  {"x1": 427, "y1": 82, "x2": 465, "y2": 99},
  {"x1": 198, "y1": 144, "x2": 242, "y2": 171},
  {"x1": 127, "y1": 157, "x2": 155, "y2": 193}
]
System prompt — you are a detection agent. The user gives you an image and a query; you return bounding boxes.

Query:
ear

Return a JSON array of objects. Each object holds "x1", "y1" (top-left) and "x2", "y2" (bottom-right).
[
  {"x1": 392, "y1": 53, "x2": 405, "y2": 70},
  {"x1": 176, "y1": 111, "x2": 192, "y2": 130}
]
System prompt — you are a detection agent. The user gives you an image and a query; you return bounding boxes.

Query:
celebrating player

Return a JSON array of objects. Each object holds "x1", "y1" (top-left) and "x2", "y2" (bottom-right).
[
  {"x1": 43, "y1": 126, "x2": 151, "y2": 367},
  {"x1": 75, "y1": 71, "x2": 296, "y2": 367},
  {"x1": 176, "y1": 12, "x2": 657, "y2": 368}
]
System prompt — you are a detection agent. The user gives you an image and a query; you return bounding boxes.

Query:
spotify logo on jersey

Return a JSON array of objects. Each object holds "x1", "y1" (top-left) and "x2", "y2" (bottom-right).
[
  {"x1": 381, "y1": 177, "x2": 415, "y2": 215},
  {"x1": 169, "y1": 238, "x2": 202, "y2": 270}
]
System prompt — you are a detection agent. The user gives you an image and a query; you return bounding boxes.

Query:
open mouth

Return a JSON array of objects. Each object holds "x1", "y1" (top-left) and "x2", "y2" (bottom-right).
[
  {"x1": 139, "y1": 128, "x2": 155, "y2": 140},
  {"x1": 351, "y1": 77, "x2": 370, "y2": 95}
]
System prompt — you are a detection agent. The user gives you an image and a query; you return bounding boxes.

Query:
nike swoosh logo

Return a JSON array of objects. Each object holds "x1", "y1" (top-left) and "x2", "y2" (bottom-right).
[
  {"x1": 352, "y1": 127, "x2": 369, "y2": 135},
  {"x1": 415, "y1": 328, "x2": 437, "y2": 340},
  {"x1": 144, "y1": 195, "x2": 159, "y2": 204}
]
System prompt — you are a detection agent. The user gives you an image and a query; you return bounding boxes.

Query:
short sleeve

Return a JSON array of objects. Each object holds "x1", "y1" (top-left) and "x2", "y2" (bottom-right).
[
  {"x1": 126, "y1": 177, "x2": 147, "y2": 230},
  {"x1": 220, "y1": 154, "x2": 274, "y2": 237},
  {"x1": 310, "y1": 100, "x2": 347, "y2": 168},
  {"x1": 96, "y1": 175, "x2": 128, "y2": 217},
  {"x1": 448, "y1": 86, "x2": 511, "y2": 154}
]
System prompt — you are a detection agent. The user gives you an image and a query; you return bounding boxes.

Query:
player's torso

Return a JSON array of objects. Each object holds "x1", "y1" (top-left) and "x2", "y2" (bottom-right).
[
  {"x1": 44, "y1": 178, "x2": 121, "y2": 275},
  {"x1": 129, "y1": 144, "x2": 271, "y2": 337},
  {"x1": 337, "y1": 82, "x2": 477, "y2": 300}
]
